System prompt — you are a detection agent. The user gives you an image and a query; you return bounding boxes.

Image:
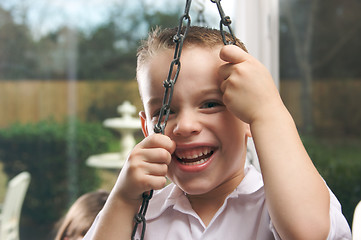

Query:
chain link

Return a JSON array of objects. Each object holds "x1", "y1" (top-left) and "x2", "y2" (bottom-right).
[
  {"x1": 132, "y1": 0, "x2": 236, "y2": 239},
  {"x1": 131, "y1": 1, "x2": 193, "y2": 239},
  {"x1": 154, "y1": 0, "x2": 192, "y2": 135},
  {"x1": 131, "y1": 191, "x2": 153, "y2": 239},
  {"x1": 211, "y1": 0, "x2": 237, "y2": 45}
]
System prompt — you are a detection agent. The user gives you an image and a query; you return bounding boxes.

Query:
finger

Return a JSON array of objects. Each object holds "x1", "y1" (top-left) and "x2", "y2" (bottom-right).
[
  {"x1": 218, "y1": 63, "x2": 233, "y2": 86},
  {"x1": 138, "y1": 161, "x2": 169, "y2": 190},
  {"x1": 219, "y1": 78, "x2": 228, "y2": 93},
  {"x1": 143, "y1": 175, "x2": 168, "y2": 191},
  {"x1": 219, "y1": 45, "x2": 249, "y2": 64},
  {"x1": 142, "y1": 147, "x2": 173, "y2": 165},
  {"x1": 141, "y1": 134, "x2": 176, "y2": 154},
  {"x1": 144, "y1": 161, "x2": 168, "y2": 176}
]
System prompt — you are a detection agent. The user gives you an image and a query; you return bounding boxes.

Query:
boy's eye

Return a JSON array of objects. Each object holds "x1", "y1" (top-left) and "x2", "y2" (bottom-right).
[
  {"x1": 152, "y1": 110, "x2": 160, "y2": 118},
  {"x1": 152, "y1": 109, "x2": 161, "y2": 118},
  {"x1": 201, "y1": 101, "x2": 222, "y2": 109},
  {"x1": 152, "y1": 108, "x2": 175, "y2": 120}
]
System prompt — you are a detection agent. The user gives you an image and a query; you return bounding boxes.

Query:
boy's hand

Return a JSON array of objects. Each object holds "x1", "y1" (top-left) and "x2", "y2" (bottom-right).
[
  {"x1": 114, "y1": 134, "x2": 176, "y2": 204},
  {"x1": 218, "y1": 45, "x2": 283, "y2": 124}
]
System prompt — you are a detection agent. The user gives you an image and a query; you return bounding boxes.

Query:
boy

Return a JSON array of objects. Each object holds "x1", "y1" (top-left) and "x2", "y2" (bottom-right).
[{"x1": 84, "y1": 26, "x2": 351, "y2": 239}]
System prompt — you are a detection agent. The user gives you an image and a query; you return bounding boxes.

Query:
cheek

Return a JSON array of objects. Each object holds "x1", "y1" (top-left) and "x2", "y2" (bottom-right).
[
  {"x1": 166, "y1": 160, "x2": 177, "y2": 182},
  {"x1": 217, "y1": 116, "x2": 248, "y2": 151}
]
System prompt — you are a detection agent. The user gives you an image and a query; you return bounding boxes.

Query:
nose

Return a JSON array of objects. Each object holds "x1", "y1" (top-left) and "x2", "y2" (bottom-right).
[{"x1": 172, "y1": 110, "x2": 201, "y2": 137}]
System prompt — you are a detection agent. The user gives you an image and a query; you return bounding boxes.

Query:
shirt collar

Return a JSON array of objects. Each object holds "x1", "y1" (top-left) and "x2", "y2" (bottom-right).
[
  {"x1": 232, "y1": 164, "x2": 264, "y2": 196},
  {"x1": 146, "y1": 165, "x2": 264, "y2": 220}
]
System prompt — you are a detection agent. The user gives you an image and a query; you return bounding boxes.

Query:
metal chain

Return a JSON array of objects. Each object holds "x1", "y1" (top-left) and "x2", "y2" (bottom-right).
[
  {"x1": 211, "y1": 0, "x2": 237, "y2": 45},
  {"x1": 131, "y1": 191, "x2": 153, "y2": 239},
  {"x1": 131, "y1": 0, "x2": 236, "y2": 239},
  {"x1": 131, "y1": 1, "x2": 193, "y2": 239},
  {"x1": 153, "y1": 0, "x2": 192, "y2": 135}
]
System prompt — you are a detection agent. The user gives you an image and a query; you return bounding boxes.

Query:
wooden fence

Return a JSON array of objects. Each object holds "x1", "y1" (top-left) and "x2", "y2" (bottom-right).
[
  {"x1": 0, "y1": 80, "x2": 142, "y2": 128},
  {"x1": 1, "y1": 79, "x2": 360, "y2": 133},
  {"x1": 281, "y1": 79, "x2": 361, "y2": 134}
]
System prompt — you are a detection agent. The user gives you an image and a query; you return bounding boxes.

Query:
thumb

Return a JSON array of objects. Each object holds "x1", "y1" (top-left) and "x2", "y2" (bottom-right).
[{"x1": 219, "y1": 45, "x2": 249, "y2": 64}]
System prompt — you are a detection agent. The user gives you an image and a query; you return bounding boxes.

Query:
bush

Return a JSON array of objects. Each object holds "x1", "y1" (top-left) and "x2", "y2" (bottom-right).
[
  {"x1": 302, "y1": 136, "x2": 361, "y2": 226},
  {"x1": 0, "y1": 120, "x2": 114, "y2": 224}
]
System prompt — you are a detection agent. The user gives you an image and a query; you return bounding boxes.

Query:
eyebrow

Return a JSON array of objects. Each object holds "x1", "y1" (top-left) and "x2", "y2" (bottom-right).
[
  {"x1": 199, "y1": 88, "x2": 222, "y2": 95},
  {"x1": 145, "y1": 86, "x2": 222, "y2": 109},
  {"x1": 146, "y1": 97, "x2": 163, "y2": 108}
]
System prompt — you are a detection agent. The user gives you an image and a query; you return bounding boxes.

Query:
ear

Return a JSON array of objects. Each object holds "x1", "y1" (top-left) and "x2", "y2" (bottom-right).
[{"x1": 139, "y1": 111, "x2": 149, "y2": 137}]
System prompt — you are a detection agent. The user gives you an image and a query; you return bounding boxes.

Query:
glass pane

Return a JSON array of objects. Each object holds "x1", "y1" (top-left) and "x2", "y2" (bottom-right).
[
  {"x1": 279, "y1": 0, "x2": 361, "y2": 226},
  {"x1": 0, "y1": 0, "x2": 234, "y2": 238}
]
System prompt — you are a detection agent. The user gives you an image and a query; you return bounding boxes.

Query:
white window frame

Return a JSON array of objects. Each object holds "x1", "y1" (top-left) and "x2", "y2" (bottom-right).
[
  {"x1": 234, "y1": 0, "x2": 279, "y2": 89},
  {"x1": 233, "y1": 0, "x2": 279, "y2": 170}
]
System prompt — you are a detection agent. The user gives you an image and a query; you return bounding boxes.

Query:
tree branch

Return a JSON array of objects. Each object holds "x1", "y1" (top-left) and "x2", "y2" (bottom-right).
[{"x1": 312, "y1": 21, "x2": 361, "y2": 70}]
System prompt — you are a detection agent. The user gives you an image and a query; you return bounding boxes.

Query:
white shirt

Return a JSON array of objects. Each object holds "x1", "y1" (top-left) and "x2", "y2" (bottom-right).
[{"x1": 84, "y1": 166, "x2": 351, "y2": 240}]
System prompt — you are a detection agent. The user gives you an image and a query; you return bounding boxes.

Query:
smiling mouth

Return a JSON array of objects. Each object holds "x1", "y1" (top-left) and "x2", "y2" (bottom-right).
[{"x1": 174, "y1": 146, "x2": 215, "y2": 166}]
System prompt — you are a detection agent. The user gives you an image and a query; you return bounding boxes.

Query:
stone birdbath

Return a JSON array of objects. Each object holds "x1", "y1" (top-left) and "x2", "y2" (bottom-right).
[{"x1": 86, "y1": 101, "x2": 141, "y2": 169}]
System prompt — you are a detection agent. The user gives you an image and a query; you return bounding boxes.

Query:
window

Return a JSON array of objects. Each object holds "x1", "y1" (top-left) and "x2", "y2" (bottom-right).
[
  {"x1": 0, "y1": 0, "x2": 232, "y2": 237},
  {"x1": 1, "y1": 0, "x2": 359, "y2": 236}
]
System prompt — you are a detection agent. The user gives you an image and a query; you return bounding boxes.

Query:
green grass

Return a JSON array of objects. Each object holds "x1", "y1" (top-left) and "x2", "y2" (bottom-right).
[{"x1": 302, "y1": 136, "x2": 361, "y2": 227}]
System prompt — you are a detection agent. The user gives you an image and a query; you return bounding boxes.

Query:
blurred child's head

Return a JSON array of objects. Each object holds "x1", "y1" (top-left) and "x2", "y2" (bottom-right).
[
  {"x1": 136, "y1": 26, "x2": 251, "y2": 195},
  {"x1": 54, "y1": 190, "x2": 109, "y2": 240}
]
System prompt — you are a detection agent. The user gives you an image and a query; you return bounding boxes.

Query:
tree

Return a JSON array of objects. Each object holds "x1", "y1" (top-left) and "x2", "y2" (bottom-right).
[
  {"x1": 280, "y1": 0, "x2": 361, "y2": 134},
  {"x1": 76, "y1": 1, "x2": 182, "y2": 80},
  {"x1": 1, "y1": 1, "x2": 183, "y2": 80},
  {"x1": 0, "y1": 6, "x2": 36, "y2": 79}
]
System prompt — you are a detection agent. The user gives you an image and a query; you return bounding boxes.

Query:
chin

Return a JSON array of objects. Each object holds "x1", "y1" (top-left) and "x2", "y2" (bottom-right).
[{"x1": 175, "y1": 179, "x2": 216, "y2": 196}]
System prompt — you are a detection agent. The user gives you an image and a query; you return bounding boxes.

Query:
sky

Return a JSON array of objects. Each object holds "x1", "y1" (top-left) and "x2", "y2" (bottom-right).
[{"x1": 1, "y1": 0, "x2": 236, "y2": 37}]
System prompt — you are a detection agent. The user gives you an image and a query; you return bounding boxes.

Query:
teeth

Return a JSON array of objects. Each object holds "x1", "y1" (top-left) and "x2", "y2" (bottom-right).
[
  {"x1": 181, "y1": 158, "x2": 209, "y2": 166},
  {"x1": 176, "y1": 147, "x2": 212, "y2": 160}
]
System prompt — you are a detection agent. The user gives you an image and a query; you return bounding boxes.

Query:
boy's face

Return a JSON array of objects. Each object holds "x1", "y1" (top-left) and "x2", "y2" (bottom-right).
[{"x1": 138, "y1": 45, "x2": 251, "y2": 196}]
